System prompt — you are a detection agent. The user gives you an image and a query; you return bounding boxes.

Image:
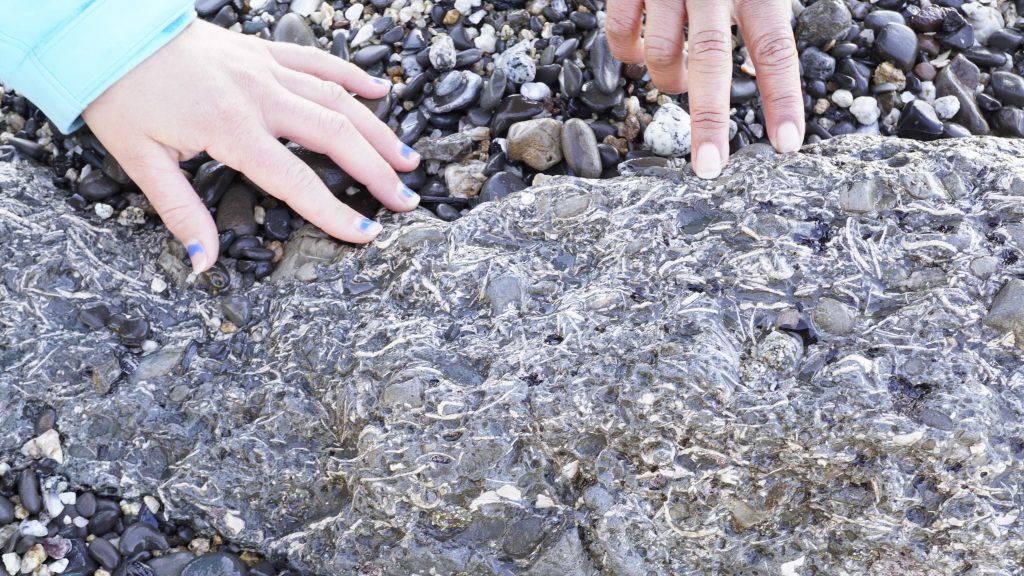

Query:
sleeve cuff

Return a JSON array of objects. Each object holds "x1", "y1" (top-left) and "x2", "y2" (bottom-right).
[{"x1": 8, "y1": 0, "x2": 197, "y2": 134}]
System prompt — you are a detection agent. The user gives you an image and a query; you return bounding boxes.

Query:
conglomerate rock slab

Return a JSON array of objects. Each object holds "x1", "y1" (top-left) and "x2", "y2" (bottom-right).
[{"x1": 2, "y1": 136, "x2": 1024, "y2": 574}]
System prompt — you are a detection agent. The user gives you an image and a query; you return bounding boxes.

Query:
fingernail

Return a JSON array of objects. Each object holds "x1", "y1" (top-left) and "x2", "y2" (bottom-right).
[
  {"x1": 358, "y1": 217, "x2": 383, "y2": 235},
  {"x1": 186, "y1": 241, "x2": 207, "y2": 273},
  {"x1": 399, "y1": 142, "x2": 419, "y2": 160},
  {"x1": 372, "y1": 77, "x2": 389, "y2": 85},
  {"x1": 398, "y1": 182, "x2": 420, "y2": 205},
  {"x1": 693, "y1": 143, "x2": 722, "y2": 180},
  {"x1": 776, "y1": 122, "x2": 802, "y2": 154}
]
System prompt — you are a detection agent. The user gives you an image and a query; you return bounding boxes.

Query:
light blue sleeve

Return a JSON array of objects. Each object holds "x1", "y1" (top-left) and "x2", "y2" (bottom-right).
[{"x1": 0, "y1": 0, "x2": 197, "y2": 134}]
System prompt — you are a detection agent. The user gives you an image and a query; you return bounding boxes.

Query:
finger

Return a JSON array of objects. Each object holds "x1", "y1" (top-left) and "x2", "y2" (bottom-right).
[
  {"x1": 685, "y1": 0, "x2": 733, "y2": 179},
  {"x1": 215, "y1": 133, "x2": 384, "y2": 244},
  {"x1": 270, "y1": 97, "x2": 418, "y2": 213},
  {"x1": 266, "y1": 41, "x2": 391, "y2": 98},
  {"x1": 736, "y1": 1, "x2": 804, "y2": 153},
  {"x1": 642, "y1": 0, "x2": 688, "y2": 94},
  {"x1": 274, "y1": 68, "x2": 421, "y2": 172},
  {"x1": 606, "y1": 0, "x2": 645, "y2": 64},
  {"x1": 115, "y1": 140, "x2": 219, "y2": 273}
]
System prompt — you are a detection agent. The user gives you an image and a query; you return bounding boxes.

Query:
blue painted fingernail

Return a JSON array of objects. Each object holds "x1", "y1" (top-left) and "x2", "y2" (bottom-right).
[
  {"x1": 187, "y1": 243, "x2": 203, "y2": 258},
  {"x1": 401, "y1": 185, "x2": 417, "y2": 199},
  {"x1": 400, "y1": 143, "x2": 417, "y2": 159},
  {"x1": 186, "y1": 241, "x2": 208, "y2": 273},
  {"x1": 373, "y1": 77, "x2": 388, "y2": 85},
  {"x1": 358, "y1": 217, "x2": 382, "y2": 234}
]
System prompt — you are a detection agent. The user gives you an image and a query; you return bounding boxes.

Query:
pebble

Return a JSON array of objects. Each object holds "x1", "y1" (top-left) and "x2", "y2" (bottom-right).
[
  {"x1": 490, "y1": 95, "x2": 545, "y2": 136},
  {"x1": 831, "y1": 89, "x2": 853, "y2": 108},
  {"x1": 850, "y1": 97, "x2": 881, "y2": 125},
  {"x1": 479, "y1": 172, "x2": 528, "y2": 203},
  {"x1": 495, "y1": 41, "x2": 537, "y2": 84},
  {"x1": 589, "y1": 32, "x2": 621, "y2": 95},
  {"x1": 643, "y1": 103, "x2": 692, "y2": 158},
  {"x1": 216, "y1": 184, "x2": 258, "y2": 237},
  {"x1": 933, "y1": 95, "x2": 961, "y2": 120},
  {"x1": 796, "y1": 0, "x2": 852, "y2": 48},
  {"x1": 273, "y1": 13, "x2": 316, "y2": 46},
  {"x1": 0, "y1": 495, "x2": 13, "y2": 524},
  {"x1": 874, "y1": 23, "x2": 919, "y2": 71},
  {"x1": 18, "y1": 469, "x2": 41, "y2": 515},
  {"x1": 179, "y1": 552, "x2": 250, "y2": 576},
  {"x1": 898, "y1": 100, "x2": 943, "y2": 140},
  {"x1": 429, "y1": 34, "x2": 457, "y2": 71},
  {"x1": 507, "y1": 119, "x2": 564, "y2": 171},
  {"x1": 88, "y1": 537, "x2": 121, "y2": 570},
  {"x1": 984, "y1": 280, "x2": 1024, "y2": 339},
  {"x1": 990, "y1": 71, "x2": 1024, "y2": 108},
  {"x1": 520, "y1": 82, "x2": 551, "y2": 101},
  {"x1": 560, "y1": 119, "x2": 601, "y2": 179},
  {"x1": 444, "y1": 160, "x2": 487, "y2": 197},
  {"x1": 812, "y1": 298, "x2": 856, "y2": 335},
  {"x1": 78, "y1": 170, "x2": 121, "y2": 202}
]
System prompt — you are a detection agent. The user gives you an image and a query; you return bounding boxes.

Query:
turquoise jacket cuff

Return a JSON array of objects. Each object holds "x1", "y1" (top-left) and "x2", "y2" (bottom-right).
[{"x1": 0, "y1": 0, "x2": 197, "y2": 134}]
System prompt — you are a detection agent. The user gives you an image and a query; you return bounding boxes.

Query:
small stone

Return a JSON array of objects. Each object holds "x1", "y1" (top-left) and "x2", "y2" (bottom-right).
[
  {"x1": 812, "y1": 297, "x2": 856, "y2": 335},
  {"x1": 508, "y1": 118, "x2": 564, "y2": 171},
  {"x1": 874, "y1": 23, "x2": 919, "y2": 71},
  {"x1": 480, "y1": 172, "x2": 528, "y2": 203},
  {"x1": 87, "y1": 537, "x2": 120, "y2": 571},
  {"x1": 897, "y1": 100, "x2": 944, "y2": 140},
  {"x1": 520, "y1": 82, "x2": 551, "y2": 101},
  {"x1": 831, "y1": 89, "x2": 853, "y2": 108},
  {"x1": 273, "y1": 13, "x2": 316, "y2": 46},
  {"x1": 0, "y1": 495, "x2": 13, "y2": 525},
  {"x1": 289, "y1": 0, "x2": 319, "y2": 16},
  {"x1": 1, "y1": 553, "x2": 17, "y2": 576},
  {"x1": 984, "y1": 280, "x2": 1024, "y2": 344},
  {"x1": 933, "y1": 95, "x2": 961, "y2": 120},
  {"x1": 20, "y1": 429, "x2": 63, "y2": 463},
  {"x1": 180, "y1": 552, "x2": 249, "y2": 576},
  {"x1": 18, "y1": 469, "x2": 41, "y2": 515},
  {"x1": 414, "y1": 133, "x2": 474, "y2": 162},
  {"x1": 796, "y1": 0, "x2": 852, "y2": 48},
  {"x1": 429, "y1": 34, "x2": 457, "y2": 71},
  {"x1": 21, "y1": 544, "x2": 45, "y2": 574},
  {"x1": 970, "y1": 256, "x2": 998, "y2": 280},
  {"x1": 444, "y1": 160, "x2": 487, "y2": 197},
  {"x1": 990, "y1": 72, "x2": 1024, "y2": 108},
  {"x1": 849, "y1": 96, "x2": 881, "y2": 125},
  {"x1": 560, "y1": 119, "x2": 602, "y2": 179},
  {"x1": 78, "y1": 171, "x2": 121, "y2": 202},
  {"x1": 643, "y1": 102, "x2": 692, "y2": 158},
  {"x1": 93, "y1": 203, "x2": 113, "y2": 220},
  {"x1": 494, "y1": 41, "x2": 537, "y2": 84}
]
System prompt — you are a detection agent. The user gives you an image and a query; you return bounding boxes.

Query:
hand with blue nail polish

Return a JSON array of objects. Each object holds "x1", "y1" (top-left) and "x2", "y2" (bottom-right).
[{"x1": 81, "y1": 20, "x2": 421, "y2": 274}]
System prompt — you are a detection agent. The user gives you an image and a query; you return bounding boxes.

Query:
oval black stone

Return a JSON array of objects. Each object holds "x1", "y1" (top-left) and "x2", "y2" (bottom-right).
[
  {"x1": 18, "y1": 469, "x2": 41, "y2": 514},
  {"x1": 88, "y1": 536, "x2": 121, "y2": 570}
]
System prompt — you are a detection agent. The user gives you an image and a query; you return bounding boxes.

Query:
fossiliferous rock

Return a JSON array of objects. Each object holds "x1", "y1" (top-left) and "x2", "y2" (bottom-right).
[{"x1": 2, "y1": 136, "x2": 1024, "y2": 574}]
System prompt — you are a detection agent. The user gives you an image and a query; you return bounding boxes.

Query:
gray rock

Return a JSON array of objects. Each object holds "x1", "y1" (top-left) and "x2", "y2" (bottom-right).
[
  {"x1": 812, "y1": 297, "x2": 857, "y2": 335},
  {"x1": 560, "y1": 119, "x2": 602, "y2": 179},
  {"x1": 935, "y1": 56, "x2": 990, "y2": 135},
  {"x1": 413, "y1": 133, "x2": 474, "y2": 162},
  {"x1": 272, "y1": 13, "x2": 316, "y2": 46},
  {"x1": 4, "y1": 136, "x2": 1024, "y2": 575},
  {"x1": 429, "y1": 34, "x2": 457, "y2": 71},
  {"x1": 796, "y1": 0, "x2": 852, "y2": 48}
]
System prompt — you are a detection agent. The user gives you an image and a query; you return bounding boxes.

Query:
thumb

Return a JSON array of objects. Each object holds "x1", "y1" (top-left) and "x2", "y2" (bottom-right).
[{"x1": 115, "y1": 141, "x2": 220, "y2": 273}]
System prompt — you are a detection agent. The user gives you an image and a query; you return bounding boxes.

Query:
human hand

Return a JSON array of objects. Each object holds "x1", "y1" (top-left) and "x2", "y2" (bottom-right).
[
  {"x1": 82, "y1": 20, "x2": 421, "y2": 273},
  {"x1": 606, "y1": 0, "x2": 805, "y2": 178}
]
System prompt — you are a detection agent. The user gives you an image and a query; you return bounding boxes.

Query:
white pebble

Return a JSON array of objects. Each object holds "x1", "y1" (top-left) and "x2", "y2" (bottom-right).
[
  {"x1": 349, "y1": 24, "x2": 374, "y2": 47},
  {"x1": 141, "y1": 340, "x2": 159, "y2": 354},
  {"x1": 20, "y1": 520, "x2": 48, "y2": 538},
  {"x1": 1, "y1": 553, "x2": 19, "y2": 576},
  {"x1": 344, "y1": 3, "x2": 364, "y2": 22},
  {"x1": 72, "y1": 517, "x2": 89, "y2": 529},
  {"x1": 144, "y1": 496, "x2": 161, "y2": 515},
  {"x1": 643, "y1": 102, "x2": 692, "y2": 158},
  {"x1": 254, "y1": 205, "x2": 265, "y2": 225},
  {"x1": 49, "y1": 558, "x2": 69, "y2": 574},
  {"x1": 849, "y1": 96, "x2": 881, "y2": 125},
  {"x1": 94, "y1": 203, "x2": 113, "y2": 220},
  {"x1": 831, "y1": 89, "x2": 853, "y2": 108},
  {"x1": 44, "y1": 492, "x2": 64, "y2": 518},
  {"x1": 20, "y1": 429, "x2": 63, "y2": 464},
  {"x1": 920, "y1": 81, "x2": 936, "y2": 103},
  {"x1": 58, "y1": 492, "x2": 76, "y2": 506},
  {"x1": 933, "y1": 95, "x2": 961, "y2": 120},
  {"x1": 150, "y1": 277, "x2": 167, "y2": 294},
  {"x1": 473, "y1": 25, "x2": 496, "y2": 52},
  {"x1": 20, "y1": 544, "x2": 45, "y2": 574},
  {"x1": 289, "y1": 0, "x2": 320, "y2": 17},
  {"x1": 520, "y1": 82, "x2": 551, "y2": 101},
  {"x1": 224, "y1": 513, "x2": 245, "y2": 536}
]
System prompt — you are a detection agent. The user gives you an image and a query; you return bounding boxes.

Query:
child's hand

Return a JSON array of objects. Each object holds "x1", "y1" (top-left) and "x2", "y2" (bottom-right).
[
  {"x1": 606, "y1": 0, "x2": 804, "y2": 178},
  {"x1": 83, "y1": 20, "x2": 421, "y2": 273}
]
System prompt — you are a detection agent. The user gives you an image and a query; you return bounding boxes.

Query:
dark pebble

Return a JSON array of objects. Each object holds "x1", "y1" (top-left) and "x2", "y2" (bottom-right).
[
  {"x1": 480, "y1": 171, "x2": 527, "y2": 203},
  {"x1": 35, "y1": 408, "x2": 56, "y2": 435},
  {"x1": 9, "y1": 137, "x2": 45, "y2": 159},
  {"x1": 579, "y1": 81, "x2": 623, "y2": 112},
  {"x1": 589, "y1": 32, "x2": 622, "y2": 95},
  {"x1": 146, "y1": 551, "x2": 196, "y2": 576},
  {"x1": 559, "y1": 59, "x2": 582, "y2": 98},
  {"x1": 994, "y1": 106, "x2": 1024, "y2": 137},
  {"x1": 479, "y1": 68, "x2": 508, "y2": 111},
  {"x1": 195, "y1": 0, "x2": 231, "y2": 17},
  {"x1": 990, "y1": 71, "x2": 1024, "y2": 108},
  {"x1": 962, "y1": 48, "x2": 1006, "y2": 68},
  {"x1": 119, "y1": 523, "x2": 170, "y2": 556},
  {"x1": 116, "y1": 317, "x2": 150, "y2": 346},
  {"x1": 88, "y1": 508, "x2": 121, "y2": 535},
  {"x1": 63, "y1": 538, "x2": 98, "y2": 574},
  {"x1": 273, "y1": 13, "x2": 316, "y2": 46},
  {"x1": 88, "y1": 536, "x2": 121, "y2": 570},
  {"x1": 897, "y1": 100, "x2": 944, "y2": 140},
  {"x1": 262, "y1": 207, "x2": 292, "y2": 241},
  {"x1": 180, "y1": 552, "x2": 250, "y2": 576},
  {"x1": 78, "y1": 170, "x2": 122, "y2": 202},
  {"x1": 353, "y1": 45, "x2": 391, "y2": 68},
  {"x1": 490, "y1": 95, "x2": 545, "y2": 136},
  {"x1": 79, "y1": 303, "x2": 111, "y2": 330},
  {"x1": 397, "y1": 109, "x2": 429, "y2": 144},
  {"x1": 216, "y1": 184, "x2": 258, "y2": 237},
  {"x1": 115, "y1": 560, "x2": 157, "y2": 576},
  {"x1": 76, "y1": 491, "x2": 97, "y2": 518},
  {"x1": 0, "y1": 495, "x2": 14, "y2": 525},
  {"x1": 228, "y1": 235, "x2": 273, "y2": 261},
  {"x1": 18, "y1": 469, "x2": 41, "y2": 514},
  {"x1": 193, "y1": 161, "x2": 237, "y2": 207},
  {"x1": 874, "y1": 23, "x2": 919, "y2": 71},
  {"x1": 597, "y1": 143, "x2": 620, "y2": 167},
  {"x1": 381, "y1": 26, "x2": 405, "y2": 44},
  {"x1": 435, "y1": 203, "x2": 462, "y2": 221}
]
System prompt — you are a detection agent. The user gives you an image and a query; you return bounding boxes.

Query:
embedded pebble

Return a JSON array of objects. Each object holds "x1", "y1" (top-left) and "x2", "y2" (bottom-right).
[
  {"x1": 507, "y1": 118, "x2": 564, "y2": 171},
  {"x1": 643, "y1": 103, "x2": 692, "y2": 158}
]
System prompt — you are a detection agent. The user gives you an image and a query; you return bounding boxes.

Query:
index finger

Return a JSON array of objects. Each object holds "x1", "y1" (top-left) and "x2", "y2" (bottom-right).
[
  {"x1": 606, "y1": 0, "x2": 645, "y2": 63},
  {"x1": 736, "y1": 1, "x2": 804, "y2": 153}
]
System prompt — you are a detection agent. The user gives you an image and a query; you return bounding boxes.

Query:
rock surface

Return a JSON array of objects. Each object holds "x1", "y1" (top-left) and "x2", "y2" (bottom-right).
[{"x1": 3, "y1": 136, "x2": 1024, "y2": 574}]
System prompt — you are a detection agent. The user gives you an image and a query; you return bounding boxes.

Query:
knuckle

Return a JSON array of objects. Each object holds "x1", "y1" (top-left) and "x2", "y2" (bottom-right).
[
  {"x1": 643, "y1": 33, "x2": 682, "y2": 66},
  {"x1": 605, "y1": 11, "x2": 641, "y2": 37},
  {"x1": 156, "y1": 201, "x2": 197, "y2": 234},
  {"x1": 688, "y1": 30, "x2": 732, "y2": 69},
  {"x1": 317, "y1": 109, "x2": 351, "y2": 136},
  {"x1": 690, "y1": 109, "x2": 730, "y2": 131},
  {"x1": 319, "y1": 80, "x2": 347, "y2": 103},
  {"x1": 750, "y1": 31, "x2": 798, "y2": 72}
]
